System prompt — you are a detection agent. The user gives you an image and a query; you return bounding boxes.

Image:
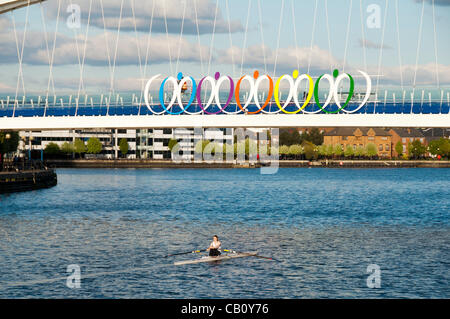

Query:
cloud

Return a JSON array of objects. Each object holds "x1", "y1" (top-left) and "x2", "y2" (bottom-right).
[
  {"x1": 0, "y1": 82, "x2": 15, "y2": 94},
  {"x1": 45, "y1": 0, "x2": 243, "y2": 35},
  {"x1": 416, "y1": 0, "x2": 450, "y2": 6},
  {"x1": 358, "y1": 38, "x2": 393, "y2": 50},
  {"x1": 0, "y1": 18, "x2": 210, "y2": 67},
  {"x1": 50, "y1": 76, "x2": 142, "y2": 92},
  {"x1": 368, "y1": 63, "x2": 450, "y2": 86},
  {"x1": 31, "y1": 32, "x2": 210, "y2": 66},
  {"x1": 217, "y1": 44, "x2": 341, "y2": 75}
]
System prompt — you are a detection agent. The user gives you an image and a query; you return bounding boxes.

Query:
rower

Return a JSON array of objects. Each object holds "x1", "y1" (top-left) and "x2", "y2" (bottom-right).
[{"x1": 206, "y1": 235, "x2": 221, "y2": 257}]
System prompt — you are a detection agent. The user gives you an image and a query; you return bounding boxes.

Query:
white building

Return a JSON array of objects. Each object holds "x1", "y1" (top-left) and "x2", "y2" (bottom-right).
[
  {"x1": 19, "y1": 129, "x2": 137, "y2": 159},
  {"x1": 18, "y1": 127, "x2": 267, "y2": 160},
  {"x1": 136, "y1": 128, "x2": 234, "y2": 160}
]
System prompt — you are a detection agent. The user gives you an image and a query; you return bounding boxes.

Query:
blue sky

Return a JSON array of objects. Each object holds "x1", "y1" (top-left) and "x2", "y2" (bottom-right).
[{"x1": 0, "y1": 0, "x2": 449, "y2": 95}]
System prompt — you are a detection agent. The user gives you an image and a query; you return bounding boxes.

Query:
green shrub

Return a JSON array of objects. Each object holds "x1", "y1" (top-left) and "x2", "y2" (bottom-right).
[
  {"x1": 119, "y1": 138, "x2": 129, "y2": 157},
  {"x1": 86, "y1": 138, "x2": 102, "y2": 154}
]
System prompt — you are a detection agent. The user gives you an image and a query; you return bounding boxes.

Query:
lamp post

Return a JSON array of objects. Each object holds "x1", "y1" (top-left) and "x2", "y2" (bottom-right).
[{"x1": 29, "y1": 135, "x2": 34, "y2": 160}]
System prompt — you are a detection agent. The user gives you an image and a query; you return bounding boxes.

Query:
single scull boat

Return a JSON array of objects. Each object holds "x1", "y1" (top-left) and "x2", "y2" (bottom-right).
[{"x1": 173, "y1": 251, "x2": 258, "y2": 266}]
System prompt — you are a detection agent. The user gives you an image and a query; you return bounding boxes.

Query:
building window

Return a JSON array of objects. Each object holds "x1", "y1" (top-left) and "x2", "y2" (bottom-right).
[
  {"x1": 385, "y1": 144, "x2": 390, "y2": 151},
  {"x1": 379, "y1": 144, "x2": 383, "y2": 151},
  {"x1": 402, "y1": 138, "x2": 406, "y2": 143}
]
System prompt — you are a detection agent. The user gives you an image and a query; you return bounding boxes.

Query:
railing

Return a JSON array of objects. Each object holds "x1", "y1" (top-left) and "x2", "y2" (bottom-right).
[
  {"x1": 0, "y1": 159, "x2": 48, "y2": 173},
  {"x1": 1, "y1": 101, "x2": 450, "y2": 117}
]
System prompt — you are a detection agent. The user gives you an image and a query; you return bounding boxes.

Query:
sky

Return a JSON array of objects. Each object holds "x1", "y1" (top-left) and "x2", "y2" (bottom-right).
[{"x1": 0, "y1": 0, "x2": 449, "y2": 96}]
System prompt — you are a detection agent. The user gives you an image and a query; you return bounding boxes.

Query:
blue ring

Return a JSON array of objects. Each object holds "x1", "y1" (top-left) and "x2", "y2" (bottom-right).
[{"x1": 159, "y1": 76, "x2": 197, "y2": 114}]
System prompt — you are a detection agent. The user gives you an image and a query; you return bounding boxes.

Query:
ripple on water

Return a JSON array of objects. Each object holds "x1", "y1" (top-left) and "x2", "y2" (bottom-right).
[{"x1": 0, "y1": 168, "x2": 449, "y2": 298}]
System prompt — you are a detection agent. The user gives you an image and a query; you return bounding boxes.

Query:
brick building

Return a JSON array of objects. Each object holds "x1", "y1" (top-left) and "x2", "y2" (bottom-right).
[
  {"x1": 389, "y1": 128, "x2": 425, "y2": 157},
  {"x1": 323, "y1": 127, "x2": 393, "y2": 158}
]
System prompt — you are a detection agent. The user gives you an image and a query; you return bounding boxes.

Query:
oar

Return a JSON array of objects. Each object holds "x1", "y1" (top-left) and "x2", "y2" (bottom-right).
[
  {"x1": 223, "y1": 249, "x2": 280, "y2": 262},
  {"x1": 165, "y1": 249, "x2": 206, "y2": 258}
]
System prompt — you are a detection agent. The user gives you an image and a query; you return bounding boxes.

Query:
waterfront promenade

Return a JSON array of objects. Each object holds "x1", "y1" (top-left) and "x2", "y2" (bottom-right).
[{"x1": 43, "y1": 159, "x2": 450, "y2": 169}]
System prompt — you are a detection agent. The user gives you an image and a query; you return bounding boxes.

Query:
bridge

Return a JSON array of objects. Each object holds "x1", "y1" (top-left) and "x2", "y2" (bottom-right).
[
  {"x1": 0, "y1": 100, "x2": 449, "y2": 130},
  {"x1": 0, "y1": 0, "x2": 449, "y2": 131},
  {"x1": 0, "y1": 0, "x2": 45, "y2": 14}
]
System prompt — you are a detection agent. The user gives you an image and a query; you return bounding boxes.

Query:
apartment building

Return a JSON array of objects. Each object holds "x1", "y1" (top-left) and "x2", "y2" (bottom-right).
[
  {"x1": 136, "y1": 128, "x2": 234, "y2": 160},
  {"x1": 389, "y1": 128, "x2": 425, "y2": 157},
  {"x1": 323, "y1": 127, "x2": 393, "y2": 158},
  {"x1": 18, "y1": 129, "x2": 137, "y2": 159}
]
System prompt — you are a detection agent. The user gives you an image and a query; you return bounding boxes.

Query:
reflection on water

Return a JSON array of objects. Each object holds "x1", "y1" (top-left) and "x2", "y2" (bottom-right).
[{"x1": 0, "y1": 168, "x2": 449, "y2": 298}]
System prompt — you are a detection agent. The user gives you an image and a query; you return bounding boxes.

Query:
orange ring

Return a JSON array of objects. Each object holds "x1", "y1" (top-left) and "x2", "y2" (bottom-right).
[
  {"x1": 234, "y1": 76, "x2": 247, "y2": 112},
  {"x1": 234, "y1": 75, "x2": 274, "y2": 114}
]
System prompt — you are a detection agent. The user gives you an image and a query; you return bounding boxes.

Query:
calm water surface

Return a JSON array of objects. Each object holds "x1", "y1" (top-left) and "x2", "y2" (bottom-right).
[{"x1": 0, "y1": 168, "x2": 449, "y2": 298}]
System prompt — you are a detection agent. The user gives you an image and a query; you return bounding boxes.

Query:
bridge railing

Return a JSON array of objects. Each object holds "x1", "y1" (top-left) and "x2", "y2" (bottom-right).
[{"x1": 1, "y1": 101, "x2": 450, "y2": 117}]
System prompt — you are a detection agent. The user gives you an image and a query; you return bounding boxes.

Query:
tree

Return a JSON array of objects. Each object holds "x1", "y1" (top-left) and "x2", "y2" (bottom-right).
[
  {"x1": 428, "y1": 139, "x2": 441, "y2": 156},
  {"x1": 246, "y1": 138, "x2": 258, "y2": 157},
  {"x1": 440, "y1": 139, "x2": 450, "y2": 158},
  {"x1": 167, "y1": 138, "x2": 178, "y2": 152},
  {"x1": 279, "y1": 145, "x2": 289, "y2": 159},
  {"x1": 194, "y1": 140, "x2": 210, "y2": 155},
  {"x1": 305, "y1": 128, "x2": 324, "y2": 146},
  {"x1": 429, "y1": 138, "x2": 450, "y2": 158},
  {"x1": 204, "y1": 142, "x2": 221, "y2": 156},
  {"x1": 409, "y1": 140, "x2": 426, "y2": 159},
  {"x1": 0, "y1": 131, "x2": 20, "y2": 156},
  {"x1": 74, "y1": 139, "x2": 86, "y2": 157},
  {"x1": 344, "y1": 145, "x2": 354, "y2": 158},
  {"x1": 288, "y1": 144, "x2": 303, "y2": 159},
  {"x1": 317, "y1": 144, "x2": 327, "y2": 158},
  {"x1": 325, "y1": 145, "x2": 334, "y2": 158},
  {"x1": 60, "y1": 142, "x2": 74, "y2": 154},
  {"x1": 395, "y1": 141, "x2": 403, "y2": 158},
  {"x1": 223, "y1": 143, "x2": 234, "y2": 159},
  {"x1": 366, "y1": 143, "x2": 378, "y2": 158},
  {"x1": 279, "y1": 129, "x2": 302, "y2": 146},
  {"x1": 44, "y1": 143, "x2": 61, "y2": 156},
  {"x1": 86, "y1": 137, "x2": 102, "y2": 154},
  {"x1": 302, "y1": 141, "x2": 318, "y2": 160},
  {"x1": 355, "y1": 145, "x2": 366, "y2": 158},
  {"x1": 279, "y1": 130, "x2": 293, "y2": 146},
  {"x1": 119, "y1": 138, "x2": 129, "y2": 157},
  {"x1": 333, "y1": 144, "x2": 343, "y2": 158}
]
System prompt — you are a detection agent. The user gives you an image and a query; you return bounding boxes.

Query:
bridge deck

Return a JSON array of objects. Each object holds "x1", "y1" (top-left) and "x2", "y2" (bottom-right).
[
  {"x1": 0, "y1": 102, "x2": 449, "y2": 117},
  {"x1": 0, "y1": 102, "x2": 449, "y2": 129}
]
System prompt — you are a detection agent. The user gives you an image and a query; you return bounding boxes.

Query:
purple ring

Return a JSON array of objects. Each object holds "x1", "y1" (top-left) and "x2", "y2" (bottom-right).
[{"x1": 196, "y1": 76, "x2": 234, "y2": 114}]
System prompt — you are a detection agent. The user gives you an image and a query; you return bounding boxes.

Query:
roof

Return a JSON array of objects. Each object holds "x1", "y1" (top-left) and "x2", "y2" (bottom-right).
[
  {"x1": 324, "y1": 127, "x2": 391, "y2": 137},
  {"x1": 390, "y1": 128, "x2": 425, "y2": 138},
  {"x1": 420, "y1": 128, "x2": 450, "y2": 138}
]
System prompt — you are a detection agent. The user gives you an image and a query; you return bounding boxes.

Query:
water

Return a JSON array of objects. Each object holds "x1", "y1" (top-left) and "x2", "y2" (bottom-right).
[{"x1": 0, "y1": 168, "x2": 449, "y2": 298}]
